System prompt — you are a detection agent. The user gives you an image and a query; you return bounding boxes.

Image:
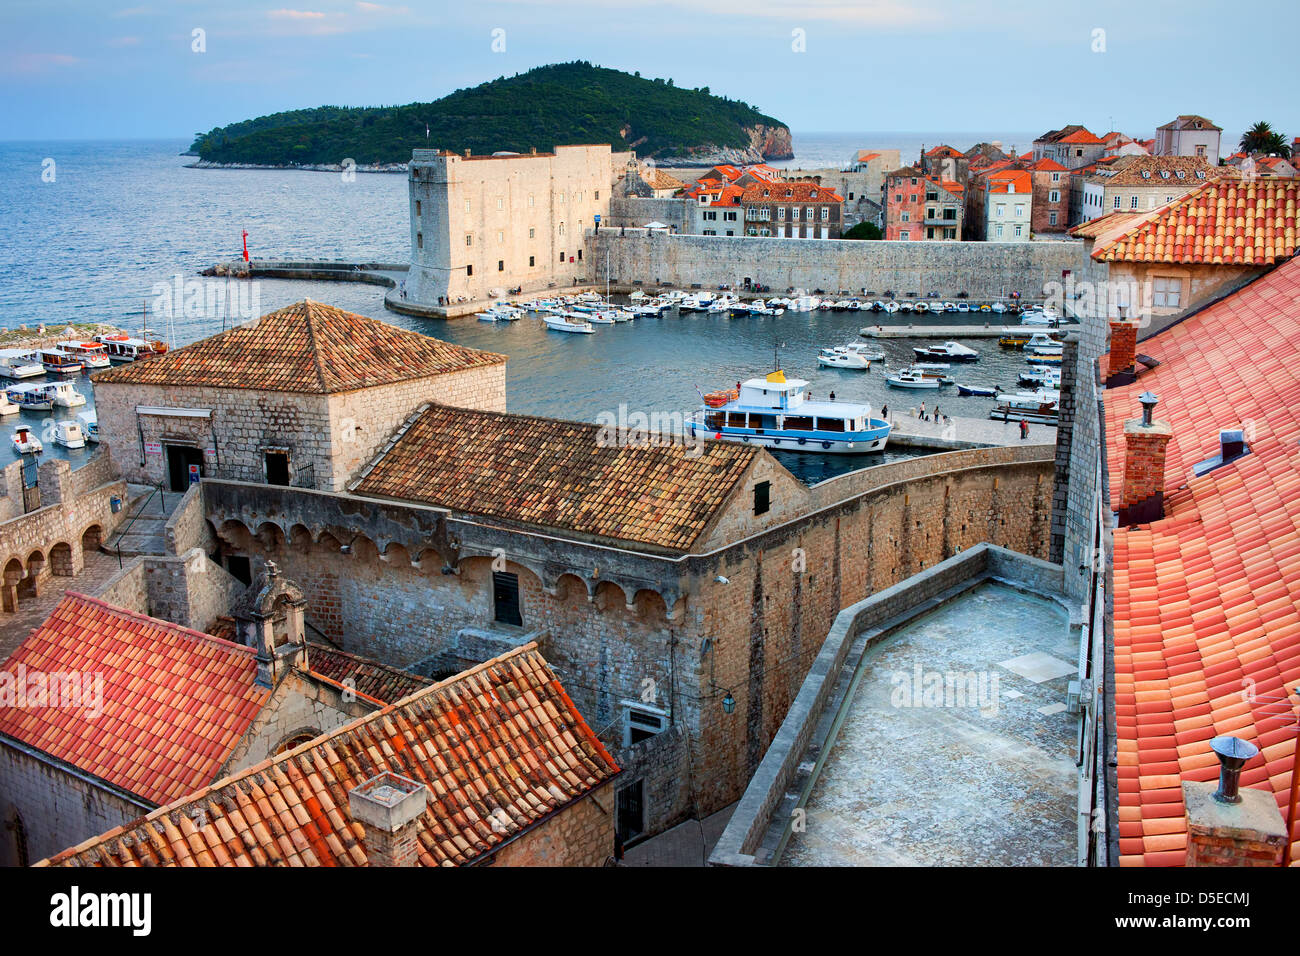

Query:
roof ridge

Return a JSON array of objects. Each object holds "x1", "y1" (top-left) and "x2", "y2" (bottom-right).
[{"x1": 57, "y1": 591, "x2": 258, "y2": 657}]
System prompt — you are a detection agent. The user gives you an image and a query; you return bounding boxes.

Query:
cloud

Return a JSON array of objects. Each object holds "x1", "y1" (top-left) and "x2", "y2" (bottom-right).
[
  {"x1": 3, "y1": 53, "x2": 82, "y2": 75},
  {"x1": 268, "y1": 9, "x2": 330, "y2": 18},
  {"x1": 112, "y1": 6, "x2": 150, "y2": 16},
  {"x1": 109, "y1": 36, "x2": 142, "y2": 47},
  {"x1": 264, "y1": 8, "x2": 351, "y2": 34},
  {"x1": 355, "y1": 1, "x2": 411, "y2": 11},
  {"x1": 493, "y1": 0, "x2": 940, "y2": 26}
]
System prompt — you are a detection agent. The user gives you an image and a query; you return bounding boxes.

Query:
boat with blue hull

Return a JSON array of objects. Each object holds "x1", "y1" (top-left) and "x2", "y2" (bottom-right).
[{"x1": 688, "y1": 371, "x2": 891, "y2": 455}]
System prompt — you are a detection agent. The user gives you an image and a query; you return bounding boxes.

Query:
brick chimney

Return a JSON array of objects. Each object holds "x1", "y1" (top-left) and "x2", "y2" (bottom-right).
[
  {"x1": 1183, "y1": 736, "x2": 1287, "y2": 867},
  {"x1": 1118, "y1": 391, "x2": 1172, "y2": 526},
  {"x1": 349, "y1": 771, "x2": 428, "y2": 867},
  {"x1": 1106, "y1": 320, "x2": 1138, "y2": 387}
]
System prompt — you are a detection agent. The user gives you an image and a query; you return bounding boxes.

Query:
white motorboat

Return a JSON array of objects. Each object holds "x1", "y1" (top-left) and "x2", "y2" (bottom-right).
[
  {"x1": 56, "y1": 340, "x2": 112, "y2": 369},
  {"x1": 1022, "y1": 332, "x2": 1062, "y2": 351},
  {"x1": 12, "y1": 426, "x2": 42, "y2": 454},
  {"x1": 679, "y1": 293, "x2": 714, "y2": 312},
  {"x1": 708, "y1": 294, "x2": 740, "y2": 314},
  {"x1": 819, "y1": 343, "x2": 886, "y2": 369},
  {"x1": 38, "y1": 381, "x2": 85, "y2": 408},
  {"x1": 0, "y1": 349, "x2": 45, "y2": 380},
  {"x1": 6, "y1": 383, "x2": 53, "y2": 411},
  {"x1": 78, "y1": 411, "x2": 99, "y2": 442},
  {"x1": 956, "y1": 302, "x2": 971, "y2": 313},
  {"x1": 53, "y1": 420, "x2": 85, "y2": 449},
  {"x1": 994, "y1": 387, "x2": 1061, "y2": 410},
  {"x1": 1020, "y1": 307, "x2": 1062, "y2": 326},
  {"x1": 883, "y1": 301, "x2": 901, "y2": 314},
  {"x1": 991, "y1": 302, "x2": 1007, "y2": 314},
  {"x1": 789, "y1": 295, "x2": 820, "y2": 312},
  {"x1": 544, "y1": 315, "x2": 596, "y2": 334},
  {"x1": 690, "y1": 370, "x2": 890, "y2": 454},
  {"x1": 913, "y1": 341, "x2": 980, "y2": 362},
  {"x1": 1019, "y1": 367, "x2": 1062, "y2": 388},
  {"x1": 886, "y1": 369, "x2": 942, "y2": 389}
]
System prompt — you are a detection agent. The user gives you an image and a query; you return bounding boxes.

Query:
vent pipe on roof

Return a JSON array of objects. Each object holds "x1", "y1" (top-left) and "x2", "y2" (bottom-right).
[
  {"x1": 1210, "y1": 735, "x2": 1258, "y2": 804},
  {"x1": 349, "y1": 772, "x2": 428, "y2": 867},
  {"x1": 1182, "y1": 736, "x2": 1286, "y2": 866}
]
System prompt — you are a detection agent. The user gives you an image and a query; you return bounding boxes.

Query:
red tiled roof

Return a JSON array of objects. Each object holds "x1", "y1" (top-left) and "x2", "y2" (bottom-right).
[
  {"x1": 91, "y1": 300, "x2": 504, "y2": 394},
  {"x1": 1106, "y1": 256, "x2": 1300, "y2": 865},
  {"x1": 0, "y1": 593, "x2": 268, "y2": 805},
  {"x1": 988, "y1": 170, "x2": 1031, "y2": 194},
  {"x1": 351, "y1": 403, "x2": 761, "y2": 552},
  {"x1": 741, "y1": 181, "x2": 843, "y2": 203},
  {"x1": 1091, "y1": 179, "x2": 1300, "y2": 265},
  {"x1": 305, "y1": 643, "x2": 432, "y2": 704},
  {"x1": 1058, "y1": 128, "x2": 1105, "y2": 145},
  {"x1": 925, "y1": 144, "x2": 962, "y2": 158},
  {"x1": 40, "y1": 643, "x2": 620, "y2": 866},
  {"x1": 1028, "y1": 157, "x2": 1068, "y2": 172}
]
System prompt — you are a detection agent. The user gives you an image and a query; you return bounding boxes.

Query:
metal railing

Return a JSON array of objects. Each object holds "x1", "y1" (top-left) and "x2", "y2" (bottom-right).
[{"x1": 111, "y1": 482, "x2": 166, "y2": 568}]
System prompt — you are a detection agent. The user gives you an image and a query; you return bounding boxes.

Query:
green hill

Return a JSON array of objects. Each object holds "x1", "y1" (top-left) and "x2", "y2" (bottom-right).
[{"x1": 189, "y1": 62, "x2": 792, "y2": 167}]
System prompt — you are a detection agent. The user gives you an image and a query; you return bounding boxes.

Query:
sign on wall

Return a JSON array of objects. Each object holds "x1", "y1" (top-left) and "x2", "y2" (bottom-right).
[{"x1": 144, "y1": 441, "x2": 162, "y2": 455}]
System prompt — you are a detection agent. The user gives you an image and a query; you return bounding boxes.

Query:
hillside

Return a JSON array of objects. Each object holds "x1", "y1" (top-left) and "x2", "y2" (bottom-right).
[{"x1": 189, "y1": 62, "x2": 793, "y2": 168}]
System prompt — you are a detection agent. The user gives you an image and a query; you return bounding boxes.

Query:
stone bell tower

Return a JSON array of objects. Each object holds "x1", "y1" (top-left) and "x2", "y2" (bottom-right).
[{"x1": 234, "y1": 560, "x2": 308, "y2": 687}]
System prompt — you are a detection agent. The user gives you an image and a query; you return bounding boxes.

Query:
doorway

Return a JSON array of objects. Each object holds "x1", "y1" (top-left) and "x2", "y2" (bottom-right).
[
  {"x1": 166, "y1": 445, "x2": 204, "y2": 492},
  {"x1": 616, "y1": 780, "x2": 645, "y2": 845},
  {"x1": 265, "y1": 451, "x2": 290, "y2": 486}
]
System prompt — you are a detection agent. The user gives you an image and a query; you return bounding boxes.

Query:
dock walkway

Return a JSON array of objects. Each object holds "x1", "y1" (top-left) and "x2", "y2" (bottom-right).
[
  {"x1": 859, "y1": 323, "x2": 1079, "y2": 340},
  {"x1": 888, "y1": 411, "x2": 1055, "y2": 450}
]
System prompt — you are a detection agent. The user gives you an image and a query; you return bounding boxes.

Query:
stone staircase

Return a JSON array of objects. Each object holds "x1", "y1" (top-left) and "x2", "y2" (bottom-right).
[{"x1": 106, "y1": 483, "x2": 179, "y2": 559}]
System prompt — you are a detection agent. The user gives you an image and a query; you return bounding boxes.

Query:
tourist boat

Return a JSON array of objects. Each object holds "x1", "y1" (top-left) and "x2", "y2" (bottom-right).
[
  {"x1": 12, "y1": 426, "x2": 42, "y2": 455},
  {"x1": 913, "y1": 341, "x2": 979, "y2": 362},
  {"x1": 886, "y1": 369, "x2": 943, "y2": 389},
  {"x1": 817, "y1": 344, "x2": 885, "y2": 370},
  {"x1": 56, "y1": 340, "x2": 112, "y2": 369},
  {"x1": 908, "y1": 363, "x2": 956, "y2": 384},
  {"x1": 78, "y1": 411, "x2": 99, "y2": 442},
  {"x1": 543, "y1": 315, "x2": 596, "y2": 334},
  {"x1": 38, "y1": 381, "x2": 86, "y2": 408},
  {"x1": 956, "y1": 383, "x2": 999, "y2": 397},
  {"x1": 53, "y1": 419, "x2": 85, "y2": 449},
  {"x1": 6, "y1": 383, "x2": 53, "y2": 411},
  {"x1": 1026, "y1": 352, "x2": 1063, "y2": 366},
  {"x1": 690, "y1": 370, "x2": 890, "y2": 454},
  {"x1": 31, "y1": 348, "x2": 81, "y2": 375},
  {"x1": 94, "y1": 334, "x2": 165, "y2": 362},
  {"x1": 0, "y1": 349, "x2": 45, "y2": 380}
]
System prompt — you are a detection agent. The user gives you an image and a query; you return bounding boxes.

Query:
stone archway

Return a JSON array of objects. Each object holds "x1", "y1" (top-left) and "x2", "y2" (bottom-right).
[
  {"x1": 2, "y1": 558, "x2": 23, "y2": 613},
  {"x1": 81, "y1": 524, "x2": 103, "y2": 553},
  {"x1": 49, "y1": 542, "x2": 74, "y2": 577},
  {"x1": 20, "y1": 551, "x2": 44, "y2": 600}
]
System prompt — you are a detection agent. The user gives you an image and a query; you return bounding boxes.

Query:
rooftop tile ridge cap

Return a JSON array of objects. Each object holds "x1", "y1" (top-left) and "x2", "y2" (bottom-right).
[
  {"x1": 300, "y1": 299, "x2": 336, "y2": 392},
  {"x1": 299, "y1": 667, "x2": 388, "y2": 708},
  {"x1": 53, "y1": 591, "x2": 260, "y2": 659}
]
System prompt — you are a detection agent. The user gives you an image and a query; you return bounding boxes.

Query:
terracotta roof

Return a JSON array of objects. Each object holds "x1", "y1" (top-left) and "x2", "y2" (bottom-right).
[
  {"x1": 351, "y1": 404, "x2": 761, "y2": 552},
  {"x1": 741, "y1": 181, "x2": 843, "y2": 203},
  {"x1": 1157, "y1": 114, "x2": 1221, "y2": 132},
  {"x1": 1106, "y1": 255, "x2": 1300, "y2": 866},
  {"x1": 40, "y1": 643, "x2": 620, "y2": 867},
  {"x1": 1037, "y1": 124, "x2": 1102, "y2": 145},
  {"x1": 1028, "y1": 157, "x2": 1069, "y2": 172},
  {"x1": 988, "y1": 170, "x2": 1031, "y2": 194},
  {"x1": 925, "y1": 144, "x2": 962, "y2": 158},
  {"x1": 647, "y1": 168, "x2": 686, "y2": 191},
  {"x1": 1058, "y1": 128, "x2": 1106, "y2": 145},
  {"x1": 0, "y1": 593, "x2": 268, "y2": 806},
  {"x1": 1090, "y1": 178, "x2": 1300, "y2": 265},
  {"x1": 305, "y1": 643, "x2": 432, "y2": 704},
  {"x1": 91, "y1": 300, "x2": 505, "y2": 394},
  {"x1": 1085, "y1": 155, "x2": 1233, "y2": 188},
  {"x1": 938, "y1": 179, "x2": 964, "y2": 196}
]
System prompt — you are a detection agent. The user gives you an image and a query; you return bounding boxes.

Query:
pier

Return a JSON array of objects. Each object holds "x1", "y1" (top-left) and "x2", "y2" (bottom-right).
[
  {"x1": 887, "y1": 411, "x2": 1055, "y2": 449},
  {"x1": 859, "y1": 323, "x2": 1078, "y2": 340}
]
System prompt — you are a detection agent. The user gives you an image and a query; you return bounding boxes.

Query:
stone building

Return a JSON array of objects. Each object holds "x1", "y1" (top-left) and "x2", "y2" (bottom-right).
[
  {"x1": 1032, "y1": 125, "x2": 1108, "y2": 170},
  {"x1": 0, "y1": 574, "x2": 400, "y2": 865},
  {"x1": 741, "y1": 181, "x2": 844, "y2": 239},
  {"x1": 38, "y1": 643, "x2": 620, "y2": 867},
  {"x1": 1079, "y1": 156, "x2": 1236, "y2": 221},
  {"x1": 1154, "y1": 114, "x2": 1222, "y2": 163},
  {"x1": 91, "y1": 300, "x2": 506, "y2": 496},
  {"x1": 405, "y1": 144, "x2": 627, "y2": 310},
  {"x1": 199, "y1": 399, "x2": 1057, "y2": 844},
  {"x1": 1026, "y1": 157, "x2": 1071, "y2": 233},
  {"x1": 967, "y1": 168, "x2": 1032, "y2": 242}
]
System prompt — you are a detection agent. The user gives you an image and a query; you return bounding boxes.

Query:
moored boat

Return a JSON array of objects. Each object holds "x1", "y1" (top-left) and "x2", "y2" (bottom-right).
[
  {"x1": 0, "y1": 349, "x2": 45, "y2": 380},
  {"x1": 689, "y1": 370, "x2": 890, "y2": 454},
  {"x1": 6, "y1": 383, "x2": 53, "y2": 411},
  {"x1": 886, "y1": 369, "x2": 942, "y2": 389},
  {"x1": 543, "y1": 315, "x2": 596, "y2": 334},
  {"x1": 56, "y1": 341, "x2": 112, "y2": 369},
  {"x1": 12, "y1": 425, "x2": 42, "y2": 454},
  {"x1": 53, "y1": 420, "x2": 85, "y2": 449},
  {"x1": 913, "y1": 341, "x2": 979, "y2": 362}
]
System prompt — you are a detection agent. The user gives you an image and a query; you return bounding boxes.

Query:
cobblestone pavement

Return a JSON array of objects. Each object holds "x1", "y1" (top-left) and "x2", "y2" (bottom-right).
[
  {"x1": 0, "y1": 550, "x2": 124, "y2": 660},
  {"x1": 621, "y1": 803, "x2": 737, "y2": 867}
]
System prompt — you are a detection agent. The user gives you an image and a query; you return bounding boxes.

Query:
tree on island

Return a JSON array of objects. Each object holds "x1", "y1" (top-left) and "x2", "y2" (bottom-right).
[
  {"x1": 843, "y1": 222, "x2": 883, "y2": 240},
  {"x1": 1239, "y1": 122, "x2": 1290, "y2": 157}
]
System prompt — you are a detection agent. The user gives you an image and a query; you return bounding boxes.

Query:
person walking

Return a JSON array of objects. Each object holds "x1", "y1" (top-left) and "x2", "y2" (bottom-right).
[
  {"x1": 1019, "y1": 418, "x2": 1029, "y2": 440},
  {"x1": 920, "y1": 401, "x2": 926, "y2": 420},
  {"x1": 829, "y1": 390, "x2": 836, "y2": 401},
  {"x1": 880, "y1": 403, "x2": 889, "y2": 422}
]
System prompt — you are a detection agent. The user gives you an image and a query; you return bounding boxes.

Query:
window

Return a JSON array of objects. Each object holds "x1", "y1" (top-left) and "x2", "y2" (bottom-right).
[
  {"x1": 703, "y1": 210, "x2": 717, "y2": 221},
  {"x1": 848, "y1": 191, "x2": 854, "y2": 200},
  {"x1": 1049, "y1": 190, "x2": 1060, "y2": 203},
  {"x1": 265, "y1": 451, "x2": 289, "y2": 486},
  {"x1": 1075, "y1": 148, "x2": 1083, "y2": 157},
  {"x1": 1130, "y1": 195, "x2": 1139, "y2": 209},
  {"x1": 703, "y1": 229, "x2": 716, "y2": 235},
  {"x1": 622, "y1": 702, "x2": 669, "y2": 747},
  {"x1": 528, "y1": 255, "x2": 535, "y2": 267},
  {"x1": 1152, "y1": 277, "x2": 1182, "y2": 309},
  {"x1": 415, "y1": 200, "x2": 421, "y2": 216},
  {"x1": 498, "y1": 260, "x2": 504, "y2": 271},
  {"x1": 1014, "y1": 224, "x2": 1023, "y2": 237},
  {"x1": 943, "y1": 227, "x2": 957, "y2": 239},
  {"x1": 753, "y1": 480, "x2": 770, "y2": 515},
  {"x1": 725, "y1": 211, "x2": 737, "y2": 221},
  {"x1": 595, "y1": 190, "x2": 599, "y2": 200},
  {"x1": 577, "y1": 249, "x2": 582, "y2": 261},
  {"x1": 466, "y1": 234, "x2": 473, "y2": 246},
  {"x1": 465, "y1": 199, "x2": 471, "y2": 213},
  {"x1": 492, "y1": 571, "x2": 522, "y2": 626},
  {"x1": 1049, "y1": 211, "x2": 1058, "y2": 226},
  {"x1": 995, "y1": 204, "x2": 1005, "y2": 218},
  {"x1": 1051, "y1": 172, "x2": 1061, "y2": 183},
  {"x1": 927, "y1": 227, "x2": 935, "y2": 239},
  {"x1": 559, "y1": 251, "x2": 565, "y2": 263},
  {"x1": 529, "y1": 227, "x2": 535, "y2": 238},
  {"x1": 926, "y1": 190, "x2": 938, "y2": 202},
  {"x1": 497, "y1": 230, "x2": 503, "y2": 243},
  {"x1": 1196, "y1": 145, "x2": 1206, "y2": 157},
  {"x1": 558, "y1": 222, "x2": 565, "y2": 236},
  {"x1": 900, "y1": 230, "x2": 910, "y2": 240},
  {"x1": 528, "y1": 194, "x2": 534, "y2": 207},
  {"x1": 466, "y1": 264, "x2": 473, "y2": 276},
  {"x1": 777, "y1": 207, "x2": 785, "y2": 220},
  {"x1": 927, "y1": 208, "x2": 936, "y2": 220},
  {"x1": 901, "y1": 211, "x2": 910, "y2": 222},
  {"x1": 1166, "y1": 195, "x2": 1175, "y2": 203},
  {"x1": 1113, "y1": 195, "x2": 1121, "y2": 208},
  {"x1": 416, "y1": 232, "x2": 423, "y2": 250},
  {"x1": 497, "y1": 197, "x2": 503, "y2": 210},
  {"x1": 1015, "y1": 204, "x2": 1025, "y2": 218},
  {"x1": 996, "y1": 224, "x2": 1004, "y2": 237}
]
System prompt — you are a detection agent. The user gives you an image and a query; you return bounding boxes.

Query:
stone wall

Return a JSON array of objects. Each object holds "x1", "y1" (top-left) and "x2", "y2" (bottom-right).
[
  {"x1": 0, "y1": 740, "x2": 151, "y2": 866},
  {"x1": 487, "y1": 784, "x2": 615, "y2": 866},
  {"x1": 164, "y1": 484, "x2": 212, "y2": 556},
  {"x1": 587, "y1": 230, "x2": 1087, "y2": 298},
  {"x1": 606, "y1": 197, "x2": 692, "y2": 233},
  {"x1": 94, "y1": 547, "x2": 245, "y2": 633}
]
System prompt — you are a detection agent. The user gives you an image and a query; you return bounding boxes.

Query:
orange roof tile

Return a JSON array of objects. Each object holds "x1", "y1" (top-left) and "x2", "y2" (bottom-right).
[
  {"x1": 0, "y1": 593, "x2": 269, "y2": 805},
  {"x1": 741, "y1": 181, "x2": 843, "y2": 204},
  {"x1": 1092, "y1": 178, "x2": 1300, "y2": 266},
  {"x1": 1106, "y1": 254, "x2": 1300, "y2": 865},
  {"x1": 40, "y1": 643, "x2": 619, "y2": 867},
  {"x1": 91, "y1": 300, "x2": 504, "y2": 394},
  {"x1": 351, "y1": 403, "x2": 761, "y2": 552},
  {"x1": 305, "y1": 643, "x2": 432, "y2": 704}
]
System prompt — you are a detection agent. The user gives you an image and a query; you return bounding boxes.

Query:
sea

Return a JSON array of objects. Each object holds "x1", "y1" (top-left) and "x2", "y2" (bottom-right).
[{"x1": 0, "y1": 133, "x2": 1047, "y2": 480}]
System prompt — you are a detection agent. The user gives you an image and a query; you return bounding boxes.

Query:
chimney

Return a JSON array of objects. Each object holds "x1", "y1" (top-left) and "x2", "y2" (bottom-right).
[
  {"x1": 349, "y1": 771, "x2": 428, "y2": 867},
  {"x1": 1119, "y1": 391, "x2": 1172, "y2": 526},
  {"x1": 1183, "y1": 736, "x2": 1287, "y2": 867},
  {"x1": 1106, "y1": 320, "x2": 1138, "y2": 386},
  {"x1": 464, "y1": 148, "x2": 471, "y2": 158}
]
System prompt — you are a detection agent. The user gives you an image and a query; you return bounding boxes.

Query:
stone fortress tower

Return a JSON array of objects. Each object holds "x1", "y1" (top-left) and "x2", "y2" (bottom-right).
[{"x1": 406, "y1": 144, "x2": 623, "y2": 312}]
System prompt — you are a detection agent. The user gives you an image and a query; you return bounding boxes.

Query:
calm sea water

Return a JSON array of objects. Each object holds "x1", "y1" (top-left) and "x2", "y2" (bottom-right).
[{"x1": 0, "y1": 137, "x2": 1050, "y2": 479}]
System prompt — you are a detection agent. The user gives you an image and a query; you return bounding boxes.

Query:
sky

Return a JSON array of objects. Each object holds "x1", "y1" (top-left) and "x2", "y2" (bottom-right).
[{"x1": 1, "y1": 0, "x2": 1295, "y2": 145}]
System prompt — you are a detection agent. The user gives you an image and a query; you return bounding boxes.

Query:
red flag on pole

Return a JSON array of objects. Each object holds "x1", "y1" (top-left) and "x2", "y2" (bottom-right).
[{"x1": 242, "y1": 229, "x2": 250, "y2": 262}]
